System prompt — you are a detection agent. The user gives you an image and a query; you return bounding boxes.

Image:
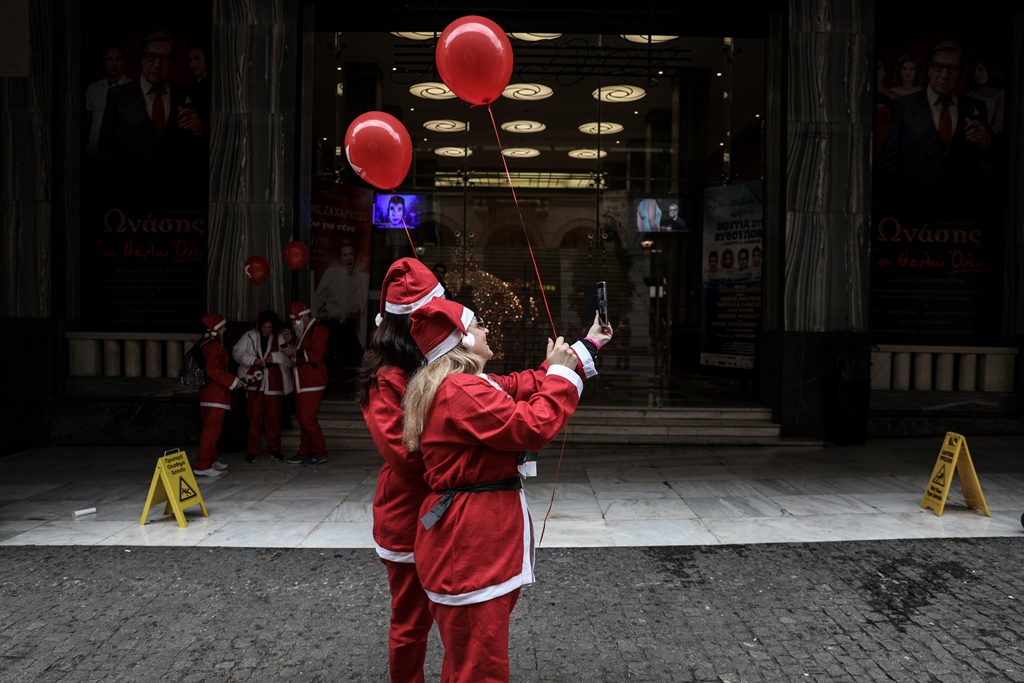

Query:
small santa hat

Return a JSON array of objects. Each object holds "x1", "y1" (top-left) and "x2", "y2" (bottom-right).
[
  {"x1": 289, "y1": 302, "x2": 311, "y2": 320},
  {"x1": 201, "y1": 311, "x2": 227, "y2": 331},
  {"x1": 376, "y1": 258, "x2": 445, "y2": 326},
  {"x1": 409, "y1": 298, "x2": 476, "y2": 364}
]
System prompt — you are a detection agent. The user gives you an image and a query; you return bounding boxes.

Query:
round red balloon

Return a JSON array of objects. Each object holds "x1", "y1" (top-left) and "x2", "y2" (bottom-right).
[
  {"x1": 436, "y1": 15, "x2": 513, "y2": 106},
  {"x1": 284, "y1": 241, "x2": 309, "y2": 270},
  {"x1": 344, "y1": 112, "x2": 412, "y2": 191},
  {"x1": 244, "y1": 255, "x2": 270, "y2": 286}
]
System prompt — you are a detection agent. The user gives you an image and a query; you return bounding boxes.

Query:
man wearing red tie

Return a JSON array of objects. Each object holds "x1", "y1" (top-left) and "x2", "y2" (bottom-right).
[
  {"x1": 286, "y1": 302, "x2": 330, "y2": 466},
  {"x1": 881, "y1": 39, "x2": 994, "y2": 206},
  {"x1": 96, "y1": 30, "x2": 205, "y2": 193}
]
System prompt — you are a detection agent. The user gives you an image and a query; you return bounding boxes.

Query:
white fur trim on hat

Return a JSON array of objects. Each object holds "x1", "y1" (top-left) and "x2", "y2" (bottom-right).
[
  {"x1": 425, "y1": 327, "x2": 464, "y2": 364},
  {"x1": 386, "y1": 282, "x2": 446, "y2": 316}
]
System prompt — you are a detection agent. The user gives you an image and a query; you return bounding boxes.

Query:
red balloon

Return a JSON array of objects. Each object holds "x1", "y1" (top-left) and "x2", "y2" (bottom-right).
[
  {"x1": 244, "y1": 255, "x2": 270, "y2": 286},
  {"x1": 284, "y1": 241, "x2": 309, "y2": 270},
  {"x1": 435, "y1": 15, "x2": 513, "y2": 106},
  {"x1": 344, "y1": 112, "x2": 412, "y2": 191}
]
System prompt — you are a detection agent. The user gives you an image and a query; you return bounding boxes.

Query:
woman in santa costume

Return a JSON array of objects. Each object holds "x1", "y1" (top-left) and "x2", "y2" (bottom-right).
[
  {"x1": 354, "y1": 257, "x2": 446, "y2": 683},
  {"x1": 195, "y1": 311, "x2": 243, "y2": 477},
  {"x1": 402, "y1": 298, "x2": 612, "y2": 682},
  {"x1": 286, "y1": 302, "x2": 329, "y2": 466},
  {"x1": 232, "y1": 309, "x2": 294, "y2": 463}
]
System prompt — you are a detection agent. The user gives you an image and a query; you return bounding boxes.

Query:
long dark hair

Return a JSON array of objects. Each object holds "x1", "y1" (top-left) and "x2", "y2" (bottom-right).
[{"x1": 353, "y1": 312, "x2": 425, "y2": 407}]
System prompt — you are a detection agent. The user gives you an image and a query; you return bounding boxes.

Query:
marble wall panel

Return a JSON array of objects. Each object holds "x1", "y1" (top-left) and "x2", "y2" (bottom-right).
[
  {"x1": 210, "y1": 112, "x2": 294, "y2": 203},
  {"x1": 789, "y1": 0, "x2": 870, "y2": 34},
  {"x1": 786, "y1": 121, "x2": 871, "y2": 214},
  {"x1": 784, "y1": 0, "x2": 873, "y2": 332},
  {"x1": 783, "y1": 210, "x2": 869, "y2": 331},
  {"x1": 208, "y1": 0, "x2": 298, "y2": 320},
  {"x1": 2, "y1": 200, "x2": 51, "y2": 313},
  {"x1": 0, "y1": 0, "x2": 52, "y2": 317},
  {"x1": 207, "y1": 200, "x2": 293, "y2": 319},
  {"x1": 213, "y1": 0, "x2": 291, "y2": 26}
]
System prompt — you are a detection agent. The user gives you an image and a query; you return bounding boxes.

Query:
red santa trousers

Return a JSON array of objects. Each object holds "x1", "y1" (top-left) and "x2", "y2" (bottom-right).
[
  {"x1": 245, "y1": 392, "x2": 283, "y2": 454},
  {"x1": 382, "y1": 559, "x2": 434, "y2": 683},
  {"x1": 198, "y1": 406, "x2": 226, "y2": 470},
  {"x1": 428, "y1": 588, "x2": 521, "y2": 683},
  {"x1": 294, "y1": 390, "x2": 326, "y2": 456}
]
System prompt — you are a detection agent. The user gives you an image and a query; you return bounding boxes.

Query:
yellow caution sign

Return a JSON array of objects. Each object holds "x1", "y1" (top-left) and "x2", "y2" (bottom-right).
[
  {"x1": 139, "y1": 449, "x2": 209, "y2": 528},
  {"x1": 920, "y1": 432, "x2": 990, "y2": 517}
]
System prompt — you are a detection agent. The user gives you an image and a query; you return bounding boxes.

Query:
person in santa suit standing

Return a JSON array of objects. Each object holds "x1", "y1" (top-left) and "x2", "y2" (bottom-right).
[
  {"x1": 402, "y1": 298, "x2": 612, "y2": 682},
  {"x1": 232, "y1": 309, "x2": 294, "y2": 463},
  {"x1": 286, "y1": 302, "x2": 329, "y2": 466},
  {"x1": 195, "y1": 311, "x2": 243, "y2": 477},
  {"x1": 354, "y1": 258, "x2": 446, "y2": 683}
]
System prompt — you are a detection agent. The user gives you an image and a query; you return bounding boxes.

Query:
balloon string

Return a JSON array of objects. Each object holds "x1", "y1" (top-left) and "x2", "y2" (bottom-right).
[
  {"x1": 537, "y1": 430, "x2": 568, "y2": 547},
  {"x1": 393, "y1": 190, "x2": 419, "y2": 256},
  {"x1": 486, "y1": 105, "x2": 558, "y2": 340},
  {"x1": 485, "y1": 103, "x2": 568, "y2": 544}
]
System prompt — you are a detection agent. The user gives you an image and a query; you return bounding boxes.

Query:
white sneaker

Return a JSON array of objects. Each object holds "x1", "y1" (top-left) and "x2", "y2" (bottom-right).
[
  {"x1": 213, "y1": 461, "x2": 229, "y2": 470},
  {"x1": 194, "y1": 468, "x2": 222, "y2": 477}
]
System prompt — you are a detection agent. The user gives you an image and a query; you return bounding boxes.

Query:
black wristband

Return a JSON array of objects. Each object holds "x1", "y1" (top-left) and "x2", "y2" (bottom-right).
[{"x1": 579, "y1": 338, "x2": 598, "y2": 358}]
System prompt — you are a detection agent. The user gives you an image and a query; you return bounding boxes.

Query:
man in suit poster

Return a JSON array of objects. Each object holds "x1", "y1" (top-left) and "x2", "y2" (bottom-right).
[
  {"x1": 881, "y1": 38, "x2": 997, "y2": 208},
  {"x1": 81, "y1": 5, "x2": 211, "y2": 331}
]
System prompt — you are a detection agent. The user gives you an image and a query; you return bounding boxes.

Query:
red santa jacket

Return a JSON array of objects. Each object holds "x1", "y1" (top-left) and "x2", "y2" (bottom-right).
[
  {"x1": 292, "y1": 319, "x2": 328, "y2": 393},
  {"x1": 197, "y1": 335, "x2": 239, "y2": 409},
  {"x1": 363, "y1": 366, "x2": 433, "y2": 561},
  {"x1": 413, "y1": 363, "x2": 585, "y2": 606}
]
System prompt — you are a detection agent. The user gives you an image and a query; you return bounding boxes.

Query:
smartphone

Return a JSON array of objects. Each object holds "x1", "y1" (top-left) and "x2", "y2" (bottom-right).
[{"x1": 596, "y1": 281, "x2": 609, "y2": 326}]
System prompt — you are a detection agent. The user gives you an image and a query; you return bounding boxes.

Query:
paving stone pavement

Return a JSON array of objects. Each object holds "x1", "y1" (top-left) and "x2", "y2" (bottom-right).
[{"x1": 1, "y1": 538, "x2": 1023, "y2": 682}]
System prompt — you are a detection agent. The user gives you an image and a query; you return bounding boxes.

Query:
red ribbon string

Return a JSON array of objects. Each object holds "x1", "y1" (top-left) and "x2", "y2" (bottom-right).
[
  {"x1": 486, "y1": 105, "x2": 558, "y2": 340},
  {"x1": 485, "y1": 103, "x2": 569, "y2": 545},
  {"x1": 395, "y1": 190, "x2": 419, "y2": 257}
]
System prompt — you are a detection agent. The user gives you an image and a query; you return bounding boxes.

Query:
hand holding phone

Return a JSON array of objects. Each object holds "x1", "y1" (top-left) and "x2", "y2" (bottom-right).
[{"x1": 596, "y1": 281, "x2": 609, "y2": 326}]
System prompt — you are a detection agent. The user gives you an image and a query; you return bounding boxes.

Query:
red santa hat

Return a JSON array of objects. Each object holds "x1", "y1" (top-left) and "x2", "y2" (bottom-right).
[
  {"x1": 289, "y1": 302, "x2": 311, "y2": 320},
  {"x1": 409, "y1": 298, "x2": 476, "y2": 364},
  {"x1": 201, "y1": 311, "x2": 227, "y2": 332},
  {"x1": 376, "y1": 258, "x2": 445, "y2": 326}
]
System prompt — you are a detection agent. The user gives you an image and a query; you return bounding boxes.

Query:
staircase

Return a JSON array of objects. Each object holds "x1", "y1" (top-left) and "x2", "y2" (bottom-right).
[{"x1": 281, "y1": 398, "x2": 822, "y2": 452}]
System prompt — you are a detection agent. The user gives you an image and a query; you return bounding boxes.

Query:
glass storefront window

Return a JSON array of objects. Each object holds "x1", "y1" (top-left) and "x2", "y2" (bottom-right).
[{"x1": 310, "y1": 28, "x2": 764, "y2": 406}]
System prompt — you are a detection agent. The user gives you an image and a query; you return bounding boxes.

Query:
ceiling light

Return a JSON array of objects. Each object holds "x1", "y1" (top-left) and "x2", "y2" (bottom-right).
[
  {"x1": 592, "y1": 85, "x2": 646, "y2": 103},
  {"x1": 502, "y1": 147, "x2": 541, "y2": 158},
  {"x1": 502, "y1": 83, "x2": 554, "y2": 101},
  {"x1": 409, "y1": 82, "x2": 457, "y2": 100},
  {"x1": 567, "y1": 149, "x2": 608, "y2": 159},
  {"x1": 620, "y1": 35, "x2": 678, "y2": 44},
  {"x1": 508, "y1": 33, "x2": 561, "y2": 41},
  {"x1": 390, "y1": 32, "x2": 437, "y2": 40},
  {"x1": 434, "y1": 147, "x2": 472, "y2": 157},
  {"x1": 578, "y1": 122, "x2": 624, "y2": 135},
  {"x1": 423, "y1": 119, "x2": 468, "y2": 133},
  {"x1": 433, "y1": 171, "x2": 603, "y2": 190},
  {"x1": 500, "y1": 120, "x2": 546, "y2": 133}
]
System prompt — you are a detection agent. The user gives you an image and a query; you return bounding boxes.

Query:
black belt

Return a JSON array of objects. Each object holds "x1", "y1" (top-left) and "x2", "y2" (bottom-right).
[{"x1": 420, "y1": 477, "x2": 523, "y2": 530}]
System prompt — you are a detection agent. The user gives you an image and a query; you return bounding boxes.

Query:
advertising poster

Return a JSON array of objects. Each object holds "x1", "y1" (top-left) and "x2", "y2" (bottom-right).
[
  {"x1": 309, "y1": 181, "x2": 374, "y2": 371},
  {"x1": 700, "y1": 182, "x2": 764, "y2": 369},
  {"x1": 872, "y1": 13, "x2": 1009, "y2": 343},
  {"x1": 79, "y1": 1, "x2": 211, "y2": 330}
]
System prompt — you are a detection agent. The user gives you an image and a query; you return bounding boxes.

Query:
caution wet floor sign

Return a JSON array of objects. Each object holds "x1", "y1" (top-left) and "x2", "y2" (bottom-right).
[
  {"x1": 920, "y1": 432, "x2": 990, "y2": 517},
  {"x1": 139, "y1": 449, "x2": 209, "y2": 528}
]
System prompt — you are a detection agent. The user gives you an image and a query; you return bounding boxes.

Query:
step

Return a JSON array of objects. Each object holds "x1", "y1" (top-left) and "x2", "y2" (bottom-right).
[{"x1": 281, "y1": 400, "x2": 822, "y2": 449}]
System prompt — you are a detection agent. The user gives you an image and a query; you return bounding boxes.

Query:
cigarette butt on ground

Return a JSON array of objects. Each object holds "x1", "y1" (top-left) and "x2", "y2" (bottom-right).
[{"x1": 72, "y1": 507, "x2": 97, "y2": 517}]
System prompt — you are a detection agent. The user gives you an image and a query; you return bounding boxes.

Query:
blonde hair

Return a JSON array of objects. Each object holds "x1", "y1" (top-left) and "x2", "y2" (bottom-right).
[{"x1": 402, "y1": 344, "x2": 484, "y2": 452}]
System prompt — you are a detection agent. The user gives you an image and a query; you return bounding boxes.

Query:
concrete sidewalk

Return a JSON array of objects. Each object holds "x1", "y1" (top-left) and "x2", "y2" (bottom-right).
[{"x1": 1, "y1": 540, "x2": 1023, "y2": 682}]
